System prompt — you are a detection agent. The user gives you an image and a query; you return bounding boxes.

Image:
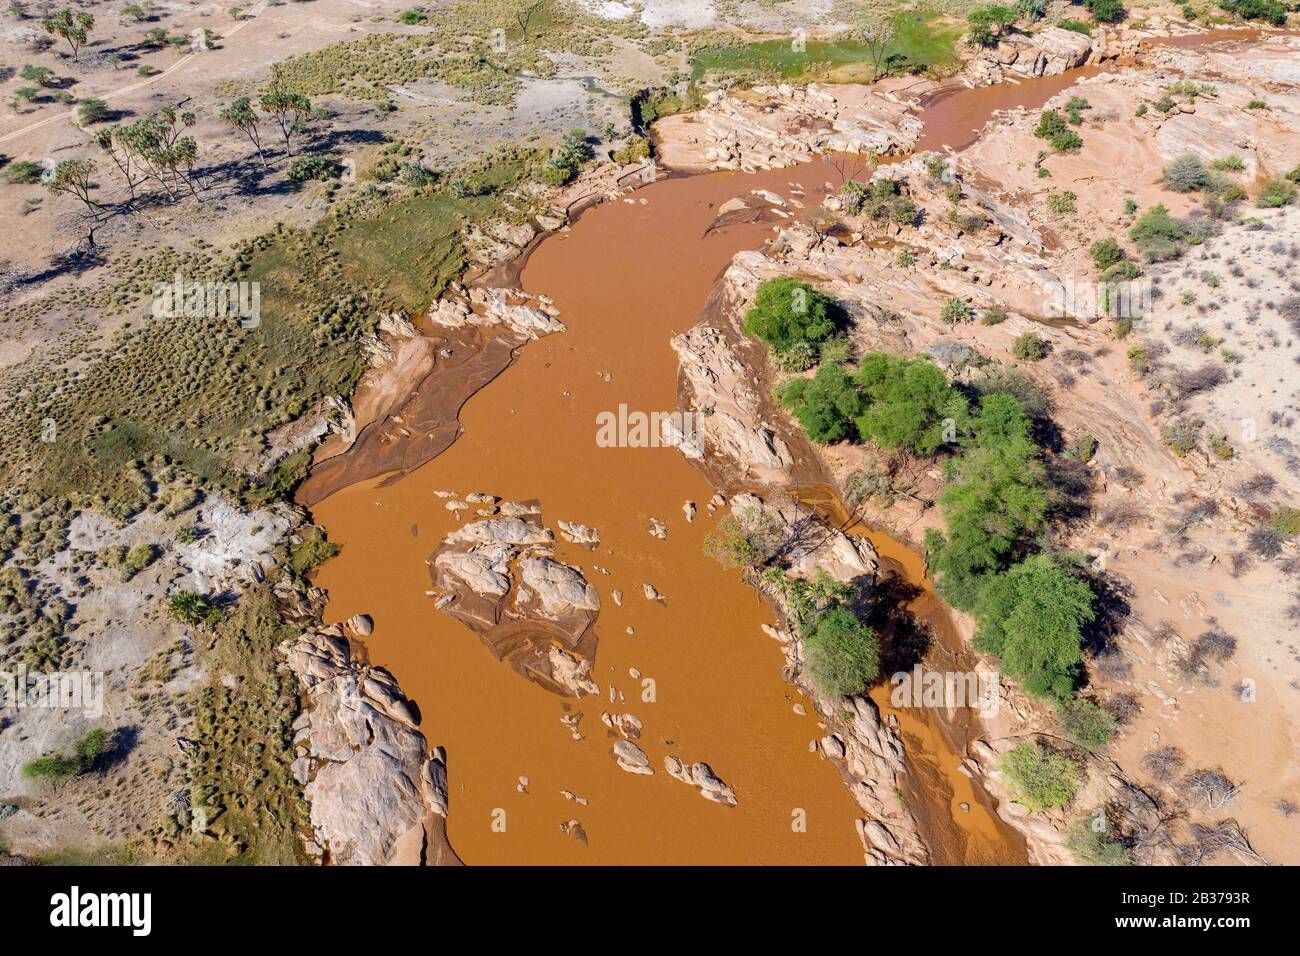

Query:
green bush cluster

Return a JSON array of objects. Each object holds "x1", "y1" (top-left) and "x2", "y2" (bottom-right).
[
  {"x1": 1034, "y1": 110, "x2": 1082, "y2": 152},
  {"x1": 744, "y1": 277, "x2": 838, "y2": 355},
  {"x1": 999, "y1": 740, "x2": 1078, "y2": 810}
]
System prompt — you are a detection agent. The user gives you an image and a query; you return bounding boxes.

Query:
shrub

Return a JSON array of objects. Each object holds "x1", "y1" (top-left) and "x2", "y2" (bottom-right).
[
  {"x1": 1088, "y1": 238, "x2": 1125, "y2": 271},
  {"x1": 1163, "y1": 153, "x2": 1210, "y2": 192},
  {"x1": 967, "y1": 4, "x2": 1018, "y2": 46},
  {"x1": 166, "y1": 590, "x2": 224, "y2": 628},
  {"x1": 1129, "y1": 204, "x2": 1186, "y2": 260},
  {"x1": 287, "y1": 155, "x2": 341, "y2": 181},
  {"x1": 1034, "y1": 110, "x2": 1084, "y2": 151},
  {"x1": 1057, "y1": 19, "x2": 1092, "y2": 33},
  {"x1": 1126, "y1": 346, "x2": 1149, "y2": 372},
  {"x1": 778, "y1": 363, "x2": 862, "y2": 443},
  {"x1": 982, "y1": 307, "x2": 1008, "y2": 325},
  {"x1": 1210, "y1": 154, "x2": 1244, "y2": 172},
  {"x1": 1270, "y1": 507, "x2": 1300, "y2": 537},
  {"x1": 1162, "y1": 418, "x2": 1201, "y2": 456},
  {"x1": 744, "y1": 277, "x2": 836, "y2": 352},
  {"x1": 1218, "y1": 0, "x2": 1287, "y2": 25},
  {"x1": 4, "y1": 160, "x2": 44, "y2": 184},
  {"x1": 1013, "y1": 331, "x2": 1048, "y2": 361},
  {"x1": 540, "y1": 128, "x2": 590, "y2": 186},
  {"x1": 1057, "y1": 698, "x2": 1116, "y2": 748},
  {"x1": 704, "y1": 506, "x2": 787, "y2": 570},
  {"x1": 972, "y1": 555, "x2": 1093, "y2": 698},
  {"x1": 397, "y1": 8, "x2": 426, "y2": 23},
  {"x1": 804, "y1": 605, "x2": 880, "y2": 697},
  {"x1": 1256, "y1": 178, "x2": 1297, "y2": 208},
  {"x1": 21, "y1": 754, "x2": 81, "y2": 785},
  {"x1": 1084, "y1": 0, "x2": 1127, "y2": 22},
  {"x1": 1101, "y1": 259, "x2": 1141, "y2": 282},
  {"x1": 77, "y1": 98, "x2": 108, "y2": 124},
  {"x1": 940, "y1": 297, "x2": 972, "y2": 325},
  {"x1": 999, "y1": 741, "x2": 1078, "y2": 810},
  {"x1": 1067, "y1": 815, "x2": 1133, "y2": 865},
  {"x1": 1047, "y1": 191, "x2": 1077, "y2": 217}
]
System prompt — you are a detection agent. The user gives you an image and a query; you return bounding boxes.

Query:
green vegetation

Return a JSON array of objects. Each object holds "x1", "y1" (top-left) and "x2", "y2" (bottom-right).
[
  {"x1": 1034, "y1": 110, "x2": 1083, "y2": 152},
  {"x1": 967, "y1": 4, "x2": 1017, "y2": 47},
  {"x1": 804, "y1": 605, "x2": 880, "y2": 697},
  {"x1": 841, "y1": 177, "x2": 919, "y2": 226},
  {"x1": 77, "y1": 98, "x2": 109, "y2": 124},
  {"x1": 971, "y1": 555, "x2": 1093, "y2": 697},
  {"x1": 704, "y1": 506, "x2": 786, "y2": 570},
  {"x1": 777, "y1": 352, "x2": 965, "y2": 451},
  {"x1": 4, "y1": 160, "x2": 44, "y2": 184},
  {"x1": 692, "y1": 10, "x2": 964, "y2": 82},
  {"x1": 177, "y1": 587, "x2": 310, "y2": 863},
  {"x1": 1088, "y1": 238, "x2": 1125, "y2": 271},
  {"x1": 778, "y1": 364, "x2": 862, "y2": 443},
  {"x1": 286, "y1": 155, "x2": 342, "y2": 182},
  {"x1": 1218, "y1": 0, "x2": 1288, "y2": 25},
  {"x1": 166, "y1": 590, "x2": 225, "y2": 628},
  {"x1": 41, "y1": 8, "x2": 94, "y2": 62},
  {"x1": 744, "y1": 277, "x2": 837, "y2": 354},
  {"x1": 1256, "y1": 177, "x2": 1297, "y2": 208},
  {"x1": 540, "y1": 128, "x2": 590, "y2": 186},
  {"x1": 21, "y1": 728, "x2": 112, "y2": 785},
  {"x1": 1084, "y1": 0, "x2": 1128, "y2": 23},
  {"x1": 1129, "y1": 203, "x2": 1187, "y2": 261},
  {"x1": 1012, "y1": 331, "x2": 1048, "y2": 361},
  {"x1": 1046, "y1": 190, "x2": 1077, "y2": 217},
  {"x1": 1068, "y1": 814, "x2": 1133, "y2": 864},
  {"x1": 1163, "y1": 153, "x2": 1210, "y2": 192},
  {"x1": 1057, "y1": 697, "x2": 1117, "y2": 748},
  {"x1": 999, "y1": 740, "x2": 1078, "y2": 810}
]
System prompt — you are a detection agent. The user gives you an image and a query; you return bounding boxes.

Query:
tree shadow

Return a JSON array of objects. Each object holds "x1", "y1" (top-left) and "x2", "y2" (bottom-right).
[{"x1": 862, "y1": 571, "x2": 932, "y2": 675}]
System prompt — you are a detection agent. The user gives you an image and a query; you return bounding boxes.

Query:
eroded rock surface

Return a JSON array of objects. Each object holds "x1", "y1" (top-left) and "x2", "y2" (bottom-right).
[{"x1": 280, "y1": 629, "x2": 458, "y2": 866}]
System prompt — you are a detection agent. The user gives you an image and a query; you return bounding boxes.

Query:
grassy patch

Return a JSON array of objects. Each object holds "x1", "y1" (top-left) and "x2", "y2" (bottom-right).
[{"x1": 692, "y1": 12, "x2": 964, "y2": 83}]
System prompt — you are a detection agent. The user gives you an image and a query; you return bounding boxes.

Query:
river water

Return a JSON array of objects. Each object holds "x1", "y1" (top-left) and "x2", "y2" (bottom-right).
[{"x1": 307, "y1": 29, "x2": 1263, "y2": 865}]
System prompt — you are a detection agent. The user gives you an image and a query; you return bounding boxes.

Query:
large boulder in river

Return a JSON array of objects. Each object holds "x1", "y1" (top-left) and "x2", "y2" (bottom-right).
[{"x1": 280, "y1": 629, "x2": 458, "y2": 866}]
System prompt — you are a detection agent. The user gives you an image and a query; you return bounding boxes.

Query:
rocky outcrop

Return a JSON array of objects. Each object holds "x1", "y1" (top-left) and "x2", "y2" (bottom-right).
[
  {"x1": 664, "y1": 756, "x2": 738, "y2": 807},
  {"x1": 280, "y1": 628, "x2": 458, "y2": 866},
  {"x1": 428, "y1": 285, "x2": 564, "y2": 340},
  {"x1": 654, "y1": 82, "x2": 922, "y2": 173},
  {"x1": 429, "y1": 511, "x2": 602, "y2": 694},
  {"x1": 671, "y1": 325, "x2": 795, "y2": 485}
]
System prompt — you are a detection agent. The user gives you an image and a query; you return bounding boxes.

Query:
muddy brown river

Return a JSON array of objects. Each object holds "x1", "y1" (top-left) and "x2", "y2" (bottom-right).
[{"x1": 307, "y1": 31, "x2": 1264, "y2": 865}]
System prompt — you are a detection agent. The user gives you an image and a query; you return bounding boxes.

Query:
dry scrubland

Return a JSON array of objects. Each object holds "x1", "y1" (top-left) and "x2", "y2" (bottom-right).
[{"x1": 0, "y1": 0, "x2": 1296, "y2": 864}]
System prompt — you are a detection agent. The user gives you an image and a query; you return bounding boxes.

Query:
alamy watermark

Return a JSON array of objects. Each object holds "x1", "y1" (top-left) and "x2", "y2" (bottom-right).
[
  {"x1": 889, "y1": 665, "x2": 1001, "y2": 718},
  {"x1": 151, "y1": 273, "x2": 260, "y2": 328},
  {"x1": 596, "y1": 404, "x2": 704, "y2": 458},
  {"x1": 1049, "y1": 275, "x2": 1151, "y2": 321},
  {"x1": 1, "y1": 666, "x2": 104, "y2": 718}
]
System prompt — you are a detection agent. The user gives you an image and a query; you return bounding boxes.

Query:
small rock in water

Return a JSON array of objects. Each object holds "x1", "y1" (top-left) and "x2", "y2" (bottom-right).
[
  {"x1": 517, "y1": 776, "x2": 529, "y2": 793},
  {"x1": 959, "y1": 802, "x2": 971, "y2": 813},
  {"x1": 683, "y1": 500, "x2": 696, "y2": 522},
  {"x1": 648, "y1": 517, "x2": 667, "y2": 539},
  {"x1": 643, "y1": 583, "x2": 662, "y2": 601},
  {"x1": 626, "y1": 626, "x2": 634, "y2": 636},
  {"x1": 792, "y1": 703, "x2": 806, "y2": 716},
  {"x1": 611, "y1": 589, "x2": 623, "y2": 606},
  {"x1": 612, "y1": 740, "x2": 653, "y2": 775}
]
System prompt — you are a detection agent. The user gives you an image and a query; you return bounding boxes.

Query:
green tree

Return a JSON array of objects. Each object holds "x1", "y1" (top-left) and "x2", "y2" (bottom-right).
[
  {"x1": 972, "y1": 555, "x2": 1093, "y2": 698},
  {"x1": 42, "y1": 8, "x2": 94, "y2": 61},
  {"x1": 260, "y1": 85, "x2": 312, "y2": 154},
  {"x1": 77, "y1": 97, "x2": 109, "y2": 124},
  {"x1": 221, "y1": 96, "x2": 267, "y2": 165},
  {"x1": 778, "y1": 363, "x2": 863, "y2": 443},
  {"x1": 744, "y1": 276, "x2": 836, "y2": 352},
  {"x1": 853, "y1": 352, "x2": 967, "y2": 454},
  {"x1": 804, "y1": 605, "x2": 880, "y2": 697},
  {"x1": 167, "y1": 590, "x2": 224, "y2": 628}
]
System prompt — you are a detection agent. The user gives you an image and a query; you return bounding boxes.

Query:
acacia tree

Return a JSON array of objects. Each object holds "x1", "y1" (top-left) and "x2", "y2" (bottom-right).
[
  {"x1": 511, "y1": 0, "x2": 555, "y2": 42},
  {"x1": 45, "y1": 158, "x2": 104, "y2": 248},
  {"x1": 259, "y1": 85, "x2": 311, "y2": 155},
  {"x1": 856, "y1": 12, "x2": 896, "y2": 83},
  {"x1": 220, "y1": 96, "x2": 266, "y2": 165},
  {"x1": 42, "y1": 9, "x2": 94, "y2": 62}
]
